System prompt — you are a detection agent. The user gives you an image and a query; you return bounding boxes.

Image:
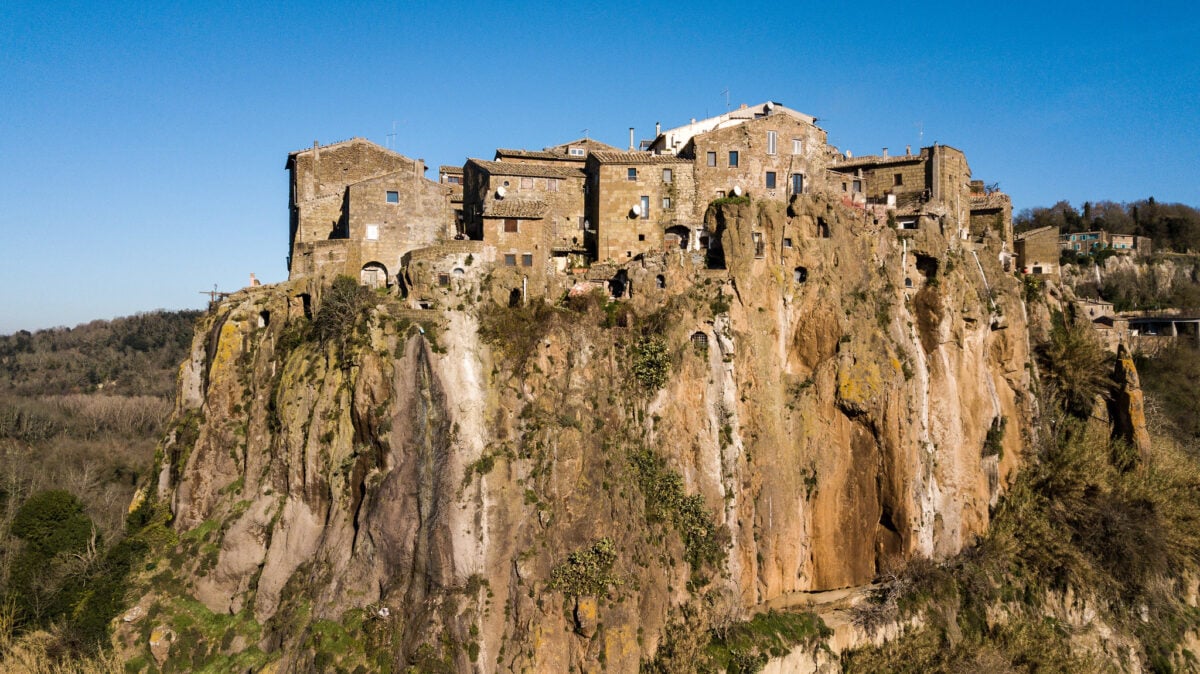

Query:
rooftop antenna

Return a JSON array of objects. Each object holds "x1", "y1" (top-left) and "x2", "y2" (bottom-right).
[
  {"x1": 581, "y1": 128, "x2": 589, "y2": 141},
  {"x1": 386, "y1": 121, "x2": 398, "y2": 149},
  {"x1": 721, "y1": 87, "x2": 731, "y2": 111},
  {"x1": 199, "y1": 284, "x2": 228, "y2": 305}
]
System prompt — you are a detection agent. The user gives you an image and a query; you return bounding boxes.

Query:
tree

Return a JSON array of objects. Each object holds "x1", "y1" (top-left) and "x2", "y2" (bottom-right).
[{"x1": 1037, "y1": 316, "x2": 1111, "y2": 419}]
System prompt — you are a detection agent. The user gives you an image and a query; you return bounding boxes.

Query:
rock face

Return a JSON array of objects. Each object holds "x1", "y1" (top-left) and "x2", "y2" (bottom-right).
[
  {"x1": 1109, "y1": 345, "x2": 1153, "y2": 456},
  {"x1": 147, "y1": 194, "x2": 1033, "y2": 671}
]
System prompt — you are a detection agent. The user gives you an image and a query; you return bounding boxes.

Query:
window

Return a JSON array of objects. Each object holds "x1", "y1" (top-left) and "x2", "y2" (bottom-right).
[
  {"x1": 792, "y1": 138, "x2": 802, "y2": 154},
  {"x1": 852, "y1": 179, "x2": 862, "y2": 193},
  {"x1": 627, "y1": 168, "x2": 637, "y2": 181},
  {"x1": 716, "y1": 190, "x2": 726, "y2": 198},
  {"x1": 504, "y1": 218, "x2": 518, "y2": 233},
  {"x1": 707, "y1": 151, "x2": 717, "y2": 167},
  {"x1": 522, "y1": 254, "x2": 533, "y2": 267},
  {"x1": 663, "y1": 168, "x2": 673, "y2": 183},
  {"x1": 520, "y1": 177, "x2": 533, "y2": 189},
  {"x1": 640, "y1": 195, "x2": 650, "y2": 219},
  {"x1": 547, "y1": 178, "x2": 560, "y2": 192},
  {"x1": 765, "y1": 171, "x2": 776, "y2": 189},
  {"x1": 791, "y1": 173, "x2": 804, "y2": 194},
  {"x1": 638, "y1": 234, "x2": 646, "y2": 241},
  {"x1": 767, "y1": 131, "x2": 777, "y2": 155},
  {"x1": 568, "y1": 147, "x2": 585, "y2": 157},
  {"x1": 842, "y1": 182, "x2": 848, "y2": 192},
  {"x1": 365, "y1": 224, "x2": 379, "y2": 241},
  {"x1": 753, "y1": 232, "x2": 764, "y2": 258},
  {"x1": 729, "y1": 151, "x2": 739, "y2": 167},
  {"x1": 662, "y1": 197, "x2": 672, "y2": 209},
  {"x1": 438, "y1": 273, "x2": 450, "y2": 287},
  {"x1": 504, "y1": 254, "x2": 517, "y2": 266},
  {"x1": 783, "y1": 237, "x2": 793, "y2": 248},
  {"x1": 894, "y1": 173, "x2": 903, "y2": 186},
  {"x1": 386, "y1": 191, "x2": 399, "y2": 203},
  {"x1": 447, "y1": 175, "x2": 462, "y2": 185}
]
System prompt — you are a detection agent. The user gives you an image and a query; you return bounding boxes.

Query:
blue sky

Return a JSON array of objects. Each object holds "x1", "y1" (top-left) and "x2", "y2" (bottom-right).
[{"x1": 1, "y1": 1, "x2": 1197, "y2": 334}]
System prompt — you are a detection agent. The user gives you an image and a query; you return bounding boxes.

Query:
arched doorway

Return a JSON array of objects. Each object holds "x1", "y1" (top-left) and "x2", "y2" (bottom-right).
[{"x1": 360, "y1": 262, "x2": 388, "y2": 289}]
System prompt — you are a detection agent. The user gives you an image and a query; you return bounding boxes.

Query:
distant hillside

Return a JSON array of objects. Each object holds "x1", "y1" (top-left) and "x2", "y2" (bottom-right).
[
  {"x1": 1015, "y1": 198, "x2": 1200, "y2": 253},
  {"x1": 0, "y1": 310, "x2": 201, "y2": 398}
]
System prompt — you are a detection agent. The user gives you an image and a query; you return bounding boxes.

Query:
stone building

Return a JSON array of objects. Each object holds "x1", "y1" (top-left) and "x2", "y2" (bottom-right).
[
  {"x1": 287, "y1": 138, "x2": 449, "y2": 286},
  {"x1": 827, "y1": 144, "x2": 990, "y2": 240},
  {"x1": 1061, "y1": 230, "x2": 1152, "y2": 256},
  {"x1": 648, "y1": 102, "x2": 830, "y2": 210},
  {"x1": 1014, "y1": 226, "x2": 1060, "y2": 275},
  {"x1": 461, "y1": 158, "x2": 588, "y2": 293},
  {"x1": 284, "y1": 101, "x2": 1016, "y2": 298},
  {"x1": 438, "y1": 165, "x2": 465, "y2": 238},
  {"x1": 585, "y1": 152, "x2": 695, "y2": 262}
]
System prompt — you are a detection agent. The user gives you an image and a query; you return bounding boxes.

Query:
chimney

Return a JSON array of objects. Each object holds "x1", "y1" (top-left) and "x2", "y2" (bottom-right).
[
  {"x1": 906, "y1": 145, "x2": 912, "y2": 156},
  {"x1": 629, "y1": 127, "x2": 635, "y2": 151},
  {"x1": 655, "y1": 121, "x2": 661, "y2": 136},
  {"x1": 882, "y1": 147, "x2": 888, "y2": 158}
]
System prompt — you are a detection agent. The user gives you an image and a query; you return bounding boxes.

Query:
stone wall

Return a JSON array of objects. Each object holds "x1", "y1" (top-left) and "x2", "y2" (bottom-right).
[
  {"x1": 688, "y1": 114, "x2": 827, "y2": 210},
  {"x1": 588, "y1": 154, "x2": 695, "y2": 262}
]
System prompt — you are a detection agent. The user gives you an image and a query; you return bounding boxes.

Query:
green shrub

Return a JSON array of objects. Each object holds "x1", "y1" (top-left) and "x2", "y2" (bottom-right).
[
  {"x1": 549, "y1": 538, "x2": 620, "y2": 597},
  {"x1": 631, "y1": 336, "x2": 671, "y2": 391}
]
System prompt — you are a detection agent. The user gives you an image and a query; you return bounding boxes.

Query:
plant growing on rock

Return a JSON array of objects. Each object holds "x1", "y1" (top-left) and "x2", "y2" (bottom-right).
[{"x1": 631, "y1": 336, "x2": 671, "y2": 390}]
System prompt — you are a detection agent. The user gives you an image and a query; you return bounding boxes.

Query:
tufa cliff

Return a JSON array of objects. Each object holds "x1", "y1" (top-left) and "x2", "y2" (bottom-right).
[{"x1": 126, "y1": 194, "x2": 1033, "y2": 671}]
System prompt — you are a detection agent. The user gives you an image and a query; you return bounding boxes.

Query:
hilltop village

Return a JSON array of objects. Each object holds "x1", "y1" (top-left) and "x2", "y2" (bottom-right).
[{"x1": 286, "y1": 101, "x2": 1019, "y2": 306}]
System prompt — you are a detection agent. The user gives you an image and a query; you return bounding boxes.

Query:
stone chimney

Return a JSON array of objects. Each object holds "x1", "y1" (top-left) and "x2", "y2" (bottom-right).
[
  {"x1": 629, "y1": 127, "x2": 635, "y2": 151},
  {"x1": 882, "y1": 147, "x2": 888, "y2": 158}
]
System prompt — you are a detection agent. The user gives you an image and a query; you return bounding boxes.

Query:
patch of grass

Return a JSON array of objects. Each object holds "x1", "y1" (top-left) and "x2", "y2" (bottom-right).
[
  {"x1": 549, "y1": 538, "x2": 621, "y2": 598},
  {"x1": 707, "y1": 610, "x2": 831, "y2": 673},
  {"x1": 630, "y1": 448, "x2": 727, "y2": 579}
]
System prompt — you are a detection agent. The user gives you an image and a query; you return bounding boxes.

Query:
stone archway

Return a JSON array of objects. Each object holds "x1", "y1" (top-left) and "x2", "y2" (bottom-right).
[{"x1": 360, "y1": 262, "x2": 388, "y2": 289}]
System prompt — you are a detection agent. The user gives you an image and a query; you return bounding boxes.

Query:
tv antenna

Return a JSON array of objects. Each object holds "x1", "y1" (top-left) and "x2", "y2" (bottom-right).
[
  {"x1": 386, "y1": 120, "x2": 398, "y2": 149},
  {"x1": 199, "y1": 284, "x2": 229, "y2": 305},
  {"x1": 581, "y1": 128, "x2": 589, "y2": 141},
  {"x1": 721, "y1": 87, "x2": 731, "y2": 111}
]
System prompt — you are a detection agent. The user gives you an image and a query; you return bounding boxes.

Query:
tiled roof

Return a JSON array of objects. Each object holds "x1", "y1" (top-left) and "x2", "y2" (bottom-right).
[
  {"x1": 1015, "y1": 225, "x2": 1058, "y2": 240},
  {"x1": 494, "y1": 148, "x2": 582, "y2": 162},
  {"x1": 830, "y1": 153, "x2": 925, "y2": 170},
  {"x1": 483, "y1": 200, "x2": 548, "y2": 219},
  {"x1": 439, "y1": 165, "x2": 464, "y2": 174},
  {"x1": 589, "y1": 152, "x2": 691, "y2": 165},
  {"x1": 468, "y1": 158, "x2": 586, "y2": 179},
  {"x1": 546, "y1": 138, "x2": 622, "y2": 153}
]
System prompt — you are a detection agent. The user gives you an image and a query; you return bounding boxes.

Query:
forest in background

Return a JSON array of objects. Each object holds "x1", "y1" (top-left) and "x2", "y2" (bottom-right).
[
  {"x1": 0, "y1": 310, "x2": 198, "y2": 662},
  {"x1": 1015, "y1": 198, "x2": 1200, "y2": 254}
]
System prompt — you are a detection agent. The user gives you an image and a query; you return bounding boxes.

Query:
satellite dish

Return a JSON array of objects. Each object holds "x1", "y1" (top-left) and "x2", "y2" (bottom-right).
[
  {"x1": 845, "y1": 150, "x2": 852, "y2": 159},
  {"x1": 765, "y1": 101, "x2": 775, "y2": 111},
  {"x1": 496, "y1": 186, "x2": 507, "y2": 198},
  {"x1": 732, "y1": 185, "x2": 743, "y2": 197},
  {"x1": 631, "y1": 204, "x2": 642, "y2": 217}
]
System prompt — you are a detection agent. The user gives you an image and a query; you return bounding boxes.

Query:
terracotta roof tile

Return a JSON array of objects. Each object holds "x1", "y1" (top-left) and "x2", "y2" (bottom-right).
[
  {"x1": 589, "y1": 151, "x2": 691, "y2": 165},
  {"x1": 483, "y1": 200, "x2": 548, "y2": 219},
  {"x1": 468, "y1": 159, "x2": 586, "y2": 179}
]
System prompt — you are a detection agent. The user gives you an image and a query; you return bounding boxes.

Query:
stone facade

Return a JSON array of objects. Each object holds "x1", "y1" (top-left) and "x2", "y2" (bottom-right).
[
  {"x1": 682, "y1": 109, "x2": 828, "y2": 209},
  {"x1": 586, "y1": 152, "x2": 695, "y2": 262},
  {"x1": 1014, "y1": 225, "x2": 1060, "y2": 275},
  {"x1": 287, "y1": 138, "x2": 449, "y2": 285},
  {"x1": 285, "y1": 102, "x2": 1020, "y2": 298}
]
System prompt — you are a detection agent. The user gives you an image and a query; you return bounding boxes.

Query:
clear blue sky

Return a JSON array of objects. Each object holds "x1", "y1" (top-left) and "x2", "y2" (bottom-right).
[{"x1": 2, "y1": 1, "x2": 1197, "y2": 334}]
